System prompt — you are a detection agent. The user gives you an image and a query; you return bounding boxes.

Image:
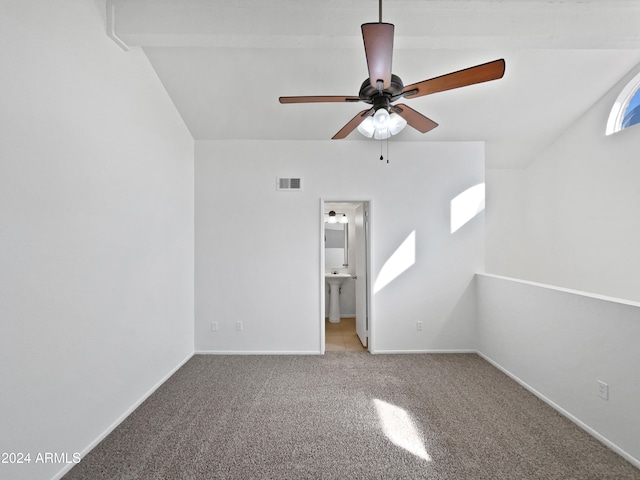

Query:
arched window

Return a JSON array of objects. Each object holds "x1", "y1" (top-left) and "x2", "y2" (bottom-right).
[
  {"x1": 606, "y1": 71, "x2": 640, "y2": 135},
  {"x1": 622, "y1": 89, "x2": 640, "y2": 129}
]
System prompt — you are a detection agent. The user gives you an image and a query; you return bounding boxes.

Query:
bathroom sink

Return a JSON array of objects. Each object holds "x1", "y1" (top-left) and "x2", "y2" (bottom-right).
[
  {"x1": 325, "y1": 273, "x2": 351, "y2": 286},
  {"x1": 325, "y1": 273, "x2": 351, "y2": 323}
]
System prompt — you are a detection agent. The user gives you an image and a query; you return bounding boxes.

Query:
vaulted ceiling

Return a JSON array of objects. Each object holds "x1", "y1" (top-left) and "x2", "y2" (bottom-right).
[{"x1": 110, "y1": 0, "x2": 640, "y2": 167}]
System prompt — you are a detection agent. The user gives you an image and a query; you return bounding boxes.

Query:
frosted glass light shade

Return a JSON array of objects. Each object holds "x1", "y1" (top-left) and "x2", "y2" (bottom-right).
[
  {"x1": 373, "y1": 108, "x2": 390, "y2": 129},
  {"x1": 374, "y1": 128, "x2": 391, "y2": 140},
  {"x1": 388, "y1": 112, "x2": 407, "y2": 135},
  {"x1": 357, "y1": 117, "x2": 375, "y2": 138}
]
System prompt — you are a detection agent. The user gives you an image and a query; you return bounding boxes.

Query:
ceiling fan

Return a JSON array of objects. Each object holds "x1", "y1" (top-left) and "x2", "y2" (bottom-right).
[{"x1": 279, "y1": 0, "x2": 505, "y2": 140}]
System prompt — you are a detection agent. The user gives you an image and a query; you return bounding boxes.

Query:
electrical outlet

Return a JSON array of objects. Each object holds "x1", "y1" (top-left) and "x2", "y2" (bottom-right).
[
  {"x1": 236, "y1": 321, "x2": 243, "y2": 331},
  {"x1": 416, "y1": 321, "x2": 423, "y2": 331},
  {"x1": 210, "y1": 322, "x2": 218, "y2": 332},
  {"x1": 598, "y1": 380, "x2": 609, "y2": 400}
]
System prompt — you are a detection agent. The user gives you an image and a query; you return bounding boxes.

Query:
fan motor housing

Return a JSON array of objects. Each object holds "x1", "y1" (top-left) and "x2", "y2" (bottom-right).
[{"x1": 359, "y1": 74, "x2": 405, "y2": 105}]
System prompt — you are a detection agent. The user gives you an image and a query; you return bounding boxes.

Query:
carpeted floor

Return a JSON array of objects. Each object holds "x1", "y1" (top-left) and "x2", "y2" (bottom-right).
[{"x1": 64, "y1": 353, "x2": 640, "y2": 479}]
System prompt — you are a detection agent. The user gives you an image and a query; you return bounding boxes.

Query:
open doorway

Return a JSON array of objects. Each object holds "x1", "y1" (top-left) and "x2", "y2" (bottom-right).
[{"x1": 321, "y1": 200, "x2": 371, "y2": 353}]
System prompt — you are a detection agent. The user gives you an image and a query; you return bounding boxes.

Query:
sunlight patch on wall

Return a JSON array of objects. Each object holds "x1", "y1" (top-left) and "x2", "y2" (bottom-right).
[
  {"x1": 373, "y1": 231, "x2": 416, "y2": 293},
  {"x1": 373, "y1": 399, "x2": 431, "y2": 461},
  {"x1": 450, "y1": 183, "x2": 485, "y2": 234}
]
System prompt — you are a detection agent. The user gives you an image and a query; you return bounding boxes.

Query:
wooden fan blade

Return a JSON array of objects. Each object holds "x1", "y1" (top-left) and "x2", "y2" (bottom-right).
[
  {"x1": 332, "y1": 108, "x2": 375, "y2": 140},
  {"x1": 361, "y1": 23, "x2": 394, "y2": 90},
  {"x1": 402, "y1": 59, "x2": 506, "y2": 99},
  {"x1": 279, "y1": 96, "x2": 360, "y2": 104},
  {"x1": 392, "y1": 104, "x2": 438, "y2": 133}
]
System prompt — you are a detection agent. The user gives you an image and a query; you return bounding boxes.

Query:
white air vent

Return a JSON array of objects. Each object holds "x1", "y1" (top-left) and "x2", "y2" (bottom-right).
[{"x1": 276, "y1": 177, "x2": 302, "y2": 191}]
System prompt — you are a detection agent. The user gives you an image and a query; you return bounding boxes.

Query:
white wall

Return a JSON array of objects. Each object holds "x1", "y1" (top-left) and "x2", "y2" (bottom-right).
[
  {"x1": 482, "y1": 64, "x2": 640, "y2": 469},
  {"x1": 484, "y1": 168, "x2": 526, "y2": 277},
  {"x1": 195, "y1": 140, "x2": 484, "y2": 353},
  {"x1": 0, "y1": 2, "x2": 194, "y2": 480},
  {"x1": 476, "y1": 274, "x2": 640, "y2": 467},
  {"x1": 487, "y1": 63, "x2": 640, "y2": 302}
]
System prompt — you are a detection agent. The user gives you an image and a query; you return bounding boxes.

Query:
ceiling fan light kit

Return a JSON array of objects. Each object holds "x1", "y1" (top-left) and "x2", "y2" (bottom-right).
[
  {"x1": 358, "y1": 112, "x2": 407, "y2": 139},
  {"x1": 279, "y1": 0, "x2": 506, "y2": 141}
]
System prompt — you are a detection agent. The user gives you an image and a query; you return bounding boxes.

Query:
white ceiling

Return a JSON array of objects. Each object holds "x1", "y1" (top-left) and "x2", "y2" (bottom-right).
[{"x1": 110, "y1": 0, "x2": 640, "y2": 168}]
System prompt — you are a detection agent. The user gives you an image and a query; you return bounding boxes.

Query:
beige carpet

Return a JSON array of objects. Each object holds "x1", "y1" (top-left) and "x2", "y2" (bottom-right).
[{"x1": 64, "y1": 353, "x2": 640, "y2": 479}]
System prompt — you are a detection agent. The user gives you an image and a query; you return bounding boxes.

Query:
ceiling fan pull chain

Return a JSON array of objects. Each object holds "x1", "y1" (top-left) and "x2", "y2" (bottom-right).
[
  {"x1": 386, "y1": 133, "x2": 389, "y2": 163},
  {"x1": 380, "y1": 139, "x2": 384, "y2": 161}
]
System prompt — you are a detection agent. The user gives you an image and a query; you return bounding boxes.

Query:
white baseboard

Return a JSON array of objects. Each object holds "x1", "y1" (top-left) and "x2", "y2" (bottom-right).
[
  {"x1": 196, "y1": 350, "x2": 476, "y2": 355},
  {"x1": 477, "y1": 351, "x2": 640, "y2": 470},
  {"x1": 51, "y1": 352, "x2": 194, "y2": 480},
  {"x1": 195, "y1": 350, "x2": 321, "y2": 355},
  {"x1": 373, "y1": 349, "x2": 477, "y2": 354}
]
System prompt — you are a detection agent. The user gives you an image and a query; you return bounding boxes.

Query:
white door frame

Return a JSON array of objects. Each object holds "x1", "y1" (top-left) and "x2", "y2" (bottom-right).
[{"x1": 319, "y1": 198, "x2": 374, "y2": 354}]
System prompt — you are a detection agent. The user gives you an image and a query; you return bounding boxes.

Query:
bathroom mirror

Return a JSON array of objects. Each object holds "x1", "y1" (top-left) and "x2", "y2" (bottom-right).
[{"x1": 325, "y1": 223, "x2": 349, "y2": 268}]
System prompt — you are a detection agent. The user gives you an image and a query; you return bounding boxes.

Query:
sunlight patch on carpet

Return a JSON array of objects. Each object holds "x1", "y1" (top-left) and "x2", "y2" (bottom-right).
[{"x1": 373, "y1": 398, "x2": 431, "y2": 461}]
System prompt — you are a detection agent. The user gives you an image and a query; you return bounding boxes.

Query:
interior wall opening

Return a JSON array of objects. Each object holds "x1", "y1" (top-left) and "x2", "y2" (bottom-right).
[{"x1": 322, "y1": 200, "x2": 371, "y2": 353}]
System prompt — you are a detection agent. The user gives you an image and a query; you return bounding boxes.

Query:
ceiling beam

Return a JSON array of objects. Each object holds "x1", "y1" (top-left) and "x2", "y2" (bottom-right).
[{"x1": 109, "y1": 0, "x2": 640, "y2": 50}]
